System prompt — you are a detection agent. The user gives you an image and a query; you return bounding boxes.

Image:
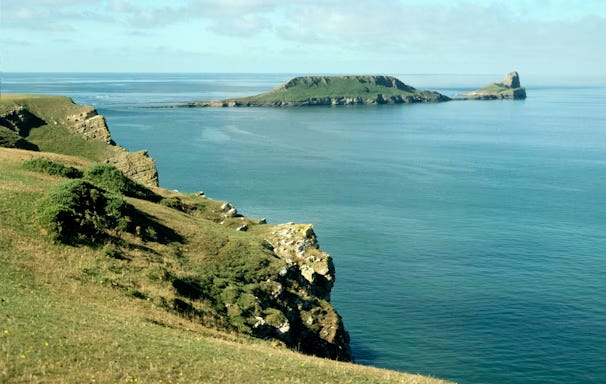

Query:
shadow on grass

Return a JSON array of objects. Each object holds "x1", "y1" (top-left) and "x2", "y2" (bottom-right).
[{"x1": 127, "y1": 208, "x2": 184, "y2": 244}]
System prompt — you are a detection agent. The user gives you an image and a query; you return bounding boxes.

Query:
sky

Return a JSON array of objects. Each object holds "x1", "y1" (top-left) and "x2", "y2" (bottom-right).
[{"x1": 1, "y1": 0, "x2": 605, "y2": 75}]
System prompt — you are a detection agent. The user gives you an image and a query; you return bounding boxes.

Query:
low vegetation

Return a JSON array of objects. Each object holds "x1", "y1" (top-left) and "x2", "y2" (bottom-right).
[
  {"x1": 22, "y1": 158, "x2": 83, "y2": 178},
  {"x1": 37, "y1": 179, "x2": 130, "y2": 244},
  {"x1": 83, "y1": 163, "x2": 160, "y2": 202}
]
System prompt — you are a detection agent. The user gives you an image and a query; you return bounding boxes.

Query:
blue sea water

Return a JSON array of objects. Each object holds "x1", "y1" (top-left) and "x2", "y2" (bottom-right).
[{"x1": 3, "y1": 73, "x2": 606, "y2": 384}]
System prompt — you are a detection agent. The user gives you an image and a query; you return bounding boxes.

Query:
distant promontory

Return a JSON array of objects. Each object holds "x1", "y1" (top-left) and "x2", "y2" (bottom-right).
[
  {"x1": 181, "y1": 75, "x2": 451, "y2": 107},
  {"x1": 459, "y1": 71, "x2": 527, "y2": 100}
]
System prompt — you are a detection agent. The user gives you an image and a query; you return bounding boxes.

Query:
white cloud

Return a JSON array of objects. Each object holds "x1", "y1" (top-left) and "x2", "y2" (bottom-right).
[{"x1": 2, "y1": 0, "x2": 605, "y2": 74}]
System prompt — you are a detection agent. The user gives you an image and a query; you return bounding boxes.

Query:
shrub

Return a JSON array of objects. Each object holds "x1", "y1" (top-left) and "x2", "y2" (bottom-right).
[
  {"x1": 38, "y1": 179, "x2": 131, "y2": 244},
  {"x1": 83, "y1": 163, "x2": 159, "y2": 202},
  {"x1": 23, "y1": 158, "x2": 82, "y2": 178},
  {"x1": 160, "y1": 197, "x2": 186, "y2": 211}
]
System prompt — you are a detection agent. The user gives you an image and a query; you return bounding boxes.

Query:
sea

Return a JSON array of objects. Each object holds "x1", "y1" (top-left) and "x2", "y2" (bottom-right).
[{"x1": 3, "y1": 72, "x2": 606, "y2": 384}]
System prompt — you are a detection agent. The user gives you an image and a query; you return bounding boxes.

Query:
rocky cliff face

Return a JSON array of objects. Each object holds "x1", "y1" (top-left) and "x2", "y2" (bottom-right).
[
  {"x1": 0, "y1": 100, "x2": 159, "y2": 187},
  {"x1": 107, "y1": 148, "x2": 159, "y2": 187},
  {"x1": 194, "y1": 92, "x2": 448, "y2": 107},
  {"x1": 66, "y1": 107, "x2": 114, "y2": 144},
  {"x1": 0, "y1": 106, "x2": 46, "y2": 136},
  {"x1": 460, "y1": 71, "x2": 527, "y2": 100},
  {"x1": 503, "y1": 71, "x2": 521, "y2": 88},
  {"x1": 64, "y1": 104, "x2": 159, "y2": 187},
  {"x1": 254, "y1": 223, "x2": 351, "y2": 360}
]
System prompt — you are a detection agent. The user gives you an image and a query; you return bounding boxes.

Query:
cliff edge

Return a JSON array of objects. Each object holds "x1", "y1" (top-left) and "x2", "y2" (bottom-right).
[
  {"x1": 0, "y1": 94, "x2": 351, "y2": 361},
  {"x1": 0, "y1": 95, "x2": 158, "y2": 186}
]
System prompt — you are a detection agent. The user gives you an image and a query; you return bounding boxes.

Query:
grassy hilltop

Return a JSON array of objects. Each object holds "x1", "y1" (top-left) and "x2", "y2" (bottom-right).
[
  {"x1": 0, "y1": 95, "x2": 452, "y2": 383},
  {"x1": 185, "y1": 75, "x2": 450, "y2": 107}
]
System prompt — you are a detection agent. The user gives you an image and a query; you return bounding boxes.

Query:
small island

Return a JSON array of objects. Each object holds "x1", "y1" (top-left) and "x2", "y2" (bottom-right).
[
  {"x1": 182, "y1": 75, "x2": 451, "y2": 107},
  {"x1": 459, "y1": 71, "x2": 527, "y2": 100}
]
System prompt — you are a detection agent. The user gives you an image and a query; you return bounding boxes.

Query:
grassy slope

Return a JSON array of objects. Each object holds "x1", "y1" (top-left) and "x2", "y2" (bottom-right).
[
  {"x1": 0, "y1": 148, "x2": 452, "y2": 384},
  {"x1": 471, "y1": 83, "x2": 510, "y2": 94},
  {"x1": 0, "y1": 94, "x2": 111, "y2": 161}
]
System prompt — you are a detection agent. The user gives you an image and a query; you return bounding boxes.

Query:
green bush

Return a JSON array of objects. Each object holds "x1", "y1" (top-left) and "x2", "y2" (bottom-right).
[
  {"x1": 23, "y1": 158, "x2": 82, "y2": 178},
  {"x1": 160, "y1": 197, "x2": 186, "y2": 211},
  {"x1": 38, "y1": 179, "x2": 131, "y2": 243},
  {"x1": 83, "y1": 163, "x2": 159, "y2": 202}
]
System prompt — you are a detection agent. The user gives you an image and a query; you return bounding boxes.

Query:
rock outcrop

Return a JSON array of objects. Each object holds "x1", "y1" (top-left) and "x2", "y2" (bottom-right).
[
  {"x1": 106, "y1": 148, "x2": 159, "y2": 187},
  {"x1": 0, "y1": 97, "x2": 160, "y2": 187},
  {"x1": 66, "y1": 107, "x2": 114, "y2": 144},
  {"x1": 0, "y1": 106, "x2": 46, "y2": 136},
  {"x1": 0, "y1": 106, "x2": 43, "y2": 150},
  {"x1": 502, "y1": 71, "x2": 521, "y2": 88},
  {"x1": 460, "y1": 71, "x2": 527, "y2": 100},
  {"x1": 256, "y1": 223, "x2": 351, "y2": 361}
]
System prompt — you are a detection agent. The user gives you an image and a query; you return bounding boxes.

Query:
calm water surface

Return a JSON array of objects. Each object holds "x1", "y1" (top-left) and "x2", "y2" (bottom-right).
[{"x1": 4, "y1": 73, "x2": 606, "y2": 384}]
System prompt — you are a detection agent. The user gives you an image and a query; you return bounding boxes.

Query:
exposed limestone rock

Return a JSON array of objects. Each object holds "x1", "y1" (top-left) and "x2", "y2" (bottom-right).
[
  {"x1": 220, "y1": 202, "x2": 240, "y2": 218},
  {"x1": 0, "y1": 100, "x2": 160, "y2": 187},
  {"x1": 66, "y1": 107, "x2": 114, "y2": 144},
  {"x1": 503, "y1": 71, "x2": 521, "y2": 88},
  {"x1": 266, "y1": 224, "x2": 333, "y2": 301},
  {"x1": 106, "y1": 147, "x2": 159, "y2": 187},
  {"x1": 248, "y1": 223, "x2": 351, "y2": 361}
]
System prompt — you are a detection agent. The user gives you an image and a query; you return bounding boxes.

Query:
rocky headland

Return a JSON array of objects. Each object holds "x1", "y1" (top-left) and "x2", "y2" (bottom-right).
[
  {"x1": 182, "y1": 75, "x2": 451, "y2": 107},
  {"x1": 0, "y1": 95, "x2": 158, "y2": 186},
  {"x1": 0, "y1": 94, "x2": 351, "y2": 361},
  {"x1": 459, "y1": 71, "x2": 527, "y2": 100}
]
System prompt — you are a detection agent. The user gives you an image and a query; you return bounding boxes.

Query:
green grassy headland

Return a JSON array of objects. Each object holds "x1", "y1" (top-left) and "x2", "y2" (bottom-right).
[
  {"x1": 0, "y1": 95, "x2": 453, "y2": 383},
  {"x1": 184, "y1": 75, "x2": 450, "y2": 107}
]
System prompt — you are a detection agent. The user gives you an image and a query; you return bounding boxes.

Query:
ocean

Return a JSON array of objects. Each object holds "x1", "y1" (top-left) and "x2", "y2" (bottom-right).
[{"x1": 3, "y1": 72, "x2": 606, "y2": 384}]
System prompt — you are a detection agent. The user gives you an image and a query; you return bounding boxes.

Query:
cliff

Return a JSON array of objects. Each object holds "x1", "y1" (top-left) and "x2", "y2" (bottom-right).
[
  {"x1": 0, "y1": 94, "x2": 351, "y2": 361},
  {"x1": 183, "y1": 75, "x2": 451, "y2": 107},
  {"x1": 0, "y1": 95, "x2": 158, "y2": 186},
  {"x1": 460, "y1": 71, "x2": 527, "y2": 100}
]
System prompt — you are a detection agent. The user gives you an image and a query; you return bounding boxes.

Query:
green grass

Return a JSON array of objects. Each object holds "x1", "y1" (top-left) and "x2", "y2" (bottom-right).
[
  {"x1": 27, "y1": 123, "x2": 110, "y2": 161},
  {"x1": 248, "y1": 76, "x2": 419, "y2": 101},
  {"x1": 474, "y1": 83, "x2": 510, "y2": 93},
  {"x1": 0, "y1": 148, "x2": 452, "y2": 384},
  {"x1": 1, "y1": 95, "x2": 112, "y2": 161}
]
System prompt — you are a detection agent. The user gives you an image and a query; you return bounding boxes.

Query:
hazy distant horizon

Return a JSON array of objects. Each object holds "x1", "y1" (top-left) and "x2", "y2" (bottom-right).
[{"x1": 2, "y1": 1, "x2": 605, "y2": 76}]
